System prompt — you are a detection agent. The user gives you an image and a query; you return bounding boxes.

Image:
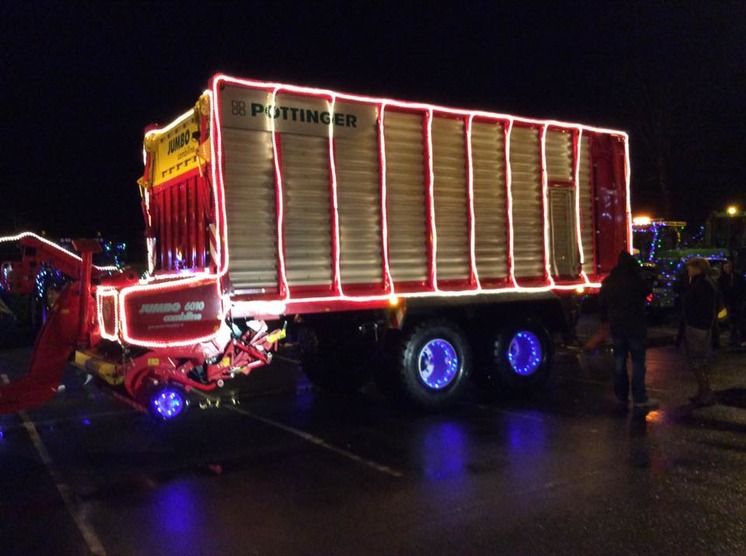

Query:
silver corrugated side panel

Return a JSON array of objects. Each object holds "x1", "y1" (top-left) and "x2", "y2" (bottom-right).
[
  {"x1": 578, "y1": 135, "x2": 594, "y2": 274},
  {"x1": 281, "y1": 134, "x2": 333, "y2": 286},
  {"x1": 336, "y1": 127, "x2": 384, "y2": 285},
  {"x1": 545, "y1": 129, "x2": 573, "y2": 183},
  {"x1": 384, "y1": 111, "x2": 428, "y2": 283},
  {"x1": 509, "y1": 126, "x2": 544, "y2": 278},
  {"x1": 546, "y1": 129, "x2": 579, "y2": 277},
  {"x1": 432, "y1": 116, "x2": 470, "y2": 282},
  {"x1": 549, "y1": 188, "x2": 579, "y2": 276},
  {"x1": 223, "y1": 128, "x2": 279, "y2": 289},
  {"x1": 471, "y1": 121, "x2": 508, "y2": 280}
]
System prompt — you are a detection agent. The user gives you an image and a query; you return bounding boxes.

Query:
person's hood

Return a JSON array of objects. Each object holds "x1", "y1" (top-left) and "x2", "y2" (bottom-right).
[{"x1": 616, "y1": 251, "x2": 639, "y2": 271}]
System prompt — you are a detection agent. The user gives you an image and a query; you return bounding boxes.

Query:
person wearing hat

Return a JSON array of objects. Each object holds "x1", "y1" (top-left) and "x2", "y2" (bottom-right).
[
  {"x1": 598, "y1": 251, "x2": 658, "y2": 411},
  {"x1": 682, "y1": 257, "x2": 718, "y2": 406}
]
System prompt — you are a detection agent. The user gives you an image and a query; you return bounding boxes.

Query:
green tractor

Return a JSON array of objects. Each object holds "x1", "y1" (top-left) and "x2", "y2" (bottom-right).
[{"x1": 632, "y1": 218, "x2": 730, "y2": 315}]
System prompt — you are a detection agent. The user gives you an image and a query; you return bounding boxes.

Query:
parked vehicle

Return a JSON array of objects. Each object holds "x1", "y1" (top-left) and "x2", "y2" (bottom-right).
[
  {"x1": 632, "y1": 218, "x2": 729, "y2": 313},
  {"x1": 0, "y1": 74, "x2": 632, "y2": 419}
]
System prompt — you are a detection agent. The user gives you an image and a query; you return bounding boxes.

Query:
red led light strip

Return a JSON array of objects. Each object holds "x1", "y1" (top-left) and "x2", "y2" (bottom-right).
[
  {"x1": 424, "y1": 109, "x2": 438, "y2": 290},
  {"x1": 504, "y1": 120, "x2": 518, "y2": 287},
  {"x1": 328, "y1": 94, "x2": 343, "y2": 296},
  {"x1": 465, "y1": 115, "x2": 480, "y2": 288},
  {"x1": 573, "y1": 129, "x2": 592, "y2": 285},
  {"x1": 539, "y1": 124, "x2": 555, "y2": 287},
  {"x1": 0, "y1": 232, "x2": 118, "y2": 273},
  {"x1": 209, "y1": 74, "x2": 626, "y2": 301},
  {"x1": 269, "y1": 87, "x2": 290, "y2": 300},
  {"x1": 623, "y1": 137, "x2": 634, "y2": 253},
  {"x1": 96, "y1": 287, "x2": 119, "y2": 341},
  {"x1": 211, "y1": 73, "x2": 627, "y2": 278},
  {"x1": 379, "y1": 104, "x2": 394, "y2": 294},
  {"x1": 116, "y1": 276, "x2": 224, "y2": 348},
  {"x1": 101, "y1": 76, "x2": 628, "y2": 346}
]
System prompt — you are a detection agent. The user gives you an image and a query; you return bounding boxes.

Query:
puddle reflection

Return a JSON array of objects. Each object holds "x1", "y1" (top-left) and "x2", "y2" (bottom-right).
[
  {"x1": 419, "y1": 422, "x2": 467, "y2": 481},
  {"x1": 153, "y1": 482, "x2": 200, "y2": 534},
  {"x1": 506, "y1": 413, "x2": 548, "y2": 456}
]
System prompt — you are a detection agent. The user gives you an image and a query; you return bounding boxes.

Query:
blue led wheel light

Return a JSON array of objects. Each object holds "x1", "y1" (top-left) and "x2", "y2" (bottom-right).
[
  {"x1": 507, "y1": 332, "x2": 543, "y2": 376},
  {"x1": 151, "y1": 389, "x2": 186, "y2": 420},
  {"x1": 418, "y1": 339, "x2": 459, "y2": 390}
]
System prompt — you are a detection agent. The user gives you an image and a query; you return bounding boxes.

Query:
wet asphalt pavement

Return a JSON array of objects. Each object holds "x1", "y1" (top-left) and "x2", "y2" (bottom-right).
[{"x1": 1, "y1": 318, "x2": 745, "y2": 556}]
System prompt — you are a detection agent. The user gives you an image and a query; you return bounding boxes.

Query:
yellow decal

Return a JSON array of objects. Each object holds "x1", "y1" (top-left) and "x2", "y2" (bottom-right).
[
  {"x1": 150, "y1": 112, "x2": 201, "y2": 187},
  {"x1": 147, "y1": 358, "x2": 160, "y2": 367}
]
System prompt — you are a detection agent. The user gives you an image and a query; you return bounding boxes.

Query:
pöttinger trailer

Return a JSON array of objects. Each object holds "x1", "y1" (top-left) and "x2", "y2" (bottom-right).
[{"x1": 0, "y1": 74, "x2": 632, "y2": 418}]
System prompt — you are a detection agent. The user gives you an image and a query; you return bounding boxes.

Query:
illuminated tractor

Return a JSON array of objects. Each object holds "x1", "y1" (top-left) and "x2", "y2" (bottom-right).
[
  {"x1": 0, "y1": 74, "x2": 632, "y2": 419},
  {"x1": 632, "y1": 216, "x2": 732, "y2": 313}
]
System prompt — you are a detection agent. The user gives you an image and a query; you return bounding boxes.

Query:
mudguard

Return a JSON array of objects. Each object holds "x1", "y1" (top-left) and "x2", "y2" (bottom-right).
[{"x1": 0, "y1": 284, "x2": 81, "y2": 414}]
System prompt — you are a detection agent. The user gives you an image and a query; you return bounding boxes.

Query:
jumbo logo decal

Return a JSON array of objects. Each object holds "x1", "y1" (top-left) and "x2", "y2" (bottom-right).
[
  {"x1": 138, "y1": 301, "x2": 206, "y2": 322},
  {"x1": 167, "y1": 130, "x2": 191, "y2": 154}
]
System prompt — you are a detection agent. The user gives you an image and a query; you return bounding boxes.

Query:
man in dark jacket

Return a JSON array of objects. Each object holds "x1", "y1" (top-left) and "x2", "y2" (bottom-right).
[
  {"x1": 718, "y1": 259, "x2": 745, "y2": 347},
  {"x1": 599, "y1": 251, "x2": 657, "y2": 410},
  {"x1": 682, "y1": 257, "x2": 717, "y2": 406}
]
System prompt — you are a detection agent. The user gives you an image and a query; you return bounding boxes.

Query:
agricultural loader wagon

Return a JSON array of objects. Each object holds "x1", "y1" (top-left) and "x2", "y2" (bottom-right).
[{"x1": 0, "y1": 74, "x2": 631, "y2": 419}]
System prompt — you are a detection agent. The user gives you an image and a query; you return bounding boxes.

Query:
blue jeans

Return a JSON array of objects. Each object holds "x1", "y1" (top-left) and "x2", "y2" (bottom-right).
[{"x1": 612, "y1": 334, "x2": 648, "y2": 403}]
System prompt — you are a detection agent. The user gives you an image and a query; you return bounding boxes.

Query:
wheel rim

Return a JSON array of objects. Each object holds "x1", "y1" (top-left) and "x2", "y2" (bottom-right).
[
  {"x1": 418, "y1": 339, "x2": 459, "y2": 390},
  {"x1": 151, "y1": 388, "x2": 186, "y2": 419},
  {"x1": 507, "y1": 331, "x2": 543, "y2": 376}
]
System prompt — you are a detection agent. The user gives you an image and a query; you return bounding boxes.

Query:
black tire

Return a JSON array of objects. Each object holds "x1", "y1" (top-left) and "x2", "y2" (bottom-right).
[
  {"x1": 473, "y1": 321, "x2": 553, "y2": 396},
  {"x1": 393, "y1": 319, "x2": 471, "y2": 410},
  {"x1": 297, "y1": 325, "x2": 374, "y2": 394}
]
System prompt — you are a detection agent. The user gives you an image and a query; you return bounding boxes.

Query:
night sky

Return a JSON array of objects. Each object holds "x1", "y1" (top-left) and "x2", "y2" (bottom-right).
[{"x1": 2, "y1": 1, "x2": 744, "y2": 261}]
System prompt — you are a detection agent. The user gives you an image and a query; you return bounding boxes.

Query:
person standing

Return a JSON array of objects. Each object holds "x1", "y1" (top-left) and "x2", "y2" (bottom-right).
[
  {"x1": 598, "y1": 251, "x2": 658, "y2": 411},
  {"x1": 682, "y1": 257, "x2": 717, "y2": 406},
  {"x1": 718, "y1": 259, "x2": 745, "y2": 347}
]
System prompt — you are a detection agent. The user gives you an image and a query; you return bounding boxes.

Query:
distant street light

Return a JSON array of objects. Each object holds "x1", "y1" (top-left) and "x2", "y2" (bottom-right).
[{"x1": 726, "y1": 205, "x2": 738, "y2": 216}]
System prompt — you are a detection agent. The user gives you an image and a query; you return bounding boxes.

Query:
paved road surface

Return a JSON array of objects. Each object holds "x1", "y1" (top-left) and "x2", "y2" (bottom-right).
[{"x1": 1, "y1": 324, "x2": 744, "y2": 555}]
